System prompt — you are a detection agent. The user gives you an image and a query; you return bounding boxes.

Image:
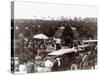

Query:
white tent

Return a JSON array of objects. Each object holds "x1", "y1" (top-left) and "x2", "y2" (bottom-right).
[{"x1": 33, "y1": 33, "x2": 48, "y2": 39}]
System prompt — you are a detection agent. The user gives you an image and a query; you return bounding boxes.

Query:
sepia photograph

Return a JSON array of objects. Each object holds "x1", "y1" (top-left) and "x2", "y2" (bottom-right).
[{"x1": 11, "y1": 1, "x2": 97, "y2": 73}]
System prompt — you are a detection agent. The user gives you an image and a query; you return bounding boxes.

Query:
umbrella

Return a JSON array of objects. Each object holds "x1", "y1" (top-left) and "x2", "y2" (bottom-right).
[{"x1": 33, "y1": 33, "x2": 48, "y2": 39}]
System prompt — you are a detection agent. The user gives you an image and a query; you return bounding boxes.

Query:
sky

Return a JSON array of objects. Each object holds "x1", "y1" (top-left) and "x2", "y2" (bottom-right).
[{"x1": 14, "y1": 1, "x2": 97, "y2": 19}]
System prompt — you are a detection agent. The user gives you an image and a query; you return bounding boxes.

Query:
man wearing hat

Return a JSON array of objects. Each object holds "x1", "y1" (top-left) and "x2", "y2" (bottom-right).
[{"x1": 52, "y1": 58, "x2": 61, "y2": 71}]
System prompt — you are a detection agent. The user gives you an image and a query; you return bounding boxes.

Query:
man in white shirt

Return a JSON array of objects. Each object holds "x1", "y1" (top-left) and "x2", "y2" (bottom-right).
[
  {"x1": 42, "y1": 57, "x2": 54, "y2": 72},
  {"x1": 54, "y1": 38, "x2": 61, "y2": 50},
  {"x1": 44, "y1": 59, "x2": 53, "y2": 72}
]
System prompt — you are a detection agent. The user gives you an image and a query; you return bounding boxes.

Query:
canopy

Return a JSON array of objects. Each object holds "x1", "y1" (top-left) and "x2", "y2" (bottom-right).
[
  {"x1": 33, "y1": 33, "x2": 48, "y2": 39},
  {"x1": 78, "y1": 44, "x2": 92, "y2": 48},
  {"x1": 82, "y1": 40, "x2": 97, "y2": 43},
  {"x1": 48, "y1": 48, "x2": 76, "y2": 56}
]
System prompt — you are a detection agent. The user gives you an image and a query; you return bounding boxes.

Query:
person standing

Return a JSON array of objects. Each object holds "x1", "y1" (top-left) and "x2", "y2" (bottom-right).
[
  {"x1": 43, "y1": 57, "x2": 54, "y2": 72},
  {"x1": 52, "y1": 58, "x2": 61, "y2": 71},
  {"x1": 19, "y1": 63, "x2": 27, "y2": 73},
  {"x1": 26, "y1": 60, "x2": 34, "y2": 73},
  {"x1": 34, "y1": 56, "x2": 42, "y2": 72},
  {"x1": 80, "y1": 54, "x2": 89, "y2": 69},
  {"x1": 54, "y1": 37, "x2": 61, "y2": 50}
]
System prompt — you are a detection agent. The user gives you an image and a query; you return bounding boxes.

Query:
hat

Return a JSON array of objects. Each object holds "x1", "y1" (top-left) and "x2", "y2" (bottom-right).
[
  {"x1": 35, "y1": 56, "x2": 41, "y2": 60},
  {"x1": 56, "y1": 58, "x2": 60, "y2": 60},
  {"x1": 44, "y1": 56, "x2": 53, "y2": 61}
]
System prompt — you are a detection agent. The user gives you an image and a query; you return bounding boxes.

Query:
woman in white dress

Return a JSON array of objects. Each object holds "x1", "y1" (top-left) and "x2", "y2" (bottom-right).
[
  {"x1": 19, "y1": 63, "x2": 27, "y2": 73},
  {"x1": 42, "y1": 57, "x2": 54, "y2": 72}
]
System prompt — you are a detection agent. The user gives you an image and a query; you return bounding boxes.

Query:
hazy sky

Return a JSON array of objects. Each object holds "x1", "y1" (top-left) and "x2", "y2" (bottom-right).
[{"x1": 14, "y1": 1, "x2": 97, "y2": 19}]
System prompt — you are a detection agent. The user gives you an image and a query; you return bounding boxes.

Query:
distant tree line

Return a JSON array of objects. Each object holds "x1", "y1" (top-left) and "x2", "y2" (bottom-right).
[{"x1": 14, "y1": 17, "x2": 97, "y2": 40}]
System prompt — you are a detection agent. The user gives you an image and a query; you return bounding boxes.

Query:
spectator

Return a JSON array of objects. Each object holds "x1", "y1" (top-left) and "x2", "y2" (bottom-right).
[
  {"x1": 19, "y1": 63, "x2": 27, "y2": 73},
  {"x1": 54, "y1": 37, "x2": 61, "y2": 50},
  {"x1": 34, "y1": 55, "x2": 42, "y2": 72},
  {"x1": 52, "y1": 58, "x2": 61, "y2": 71},
  {"x1": 26, "y1": 60, "x2": 34, "y2": 73},
  {"x1": 15, "y1": 57, "x2": 19, "y2": 71},
  {"x1": 43, "y1": 57, "x2": 54, "y2": 72}
]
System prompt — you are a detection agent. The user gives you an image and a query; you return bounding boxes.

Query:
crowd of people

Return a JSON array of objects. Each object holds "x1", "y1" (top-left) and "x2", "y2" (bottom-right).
[{"x1": 13, "y1": 33, "x2": 97, "y2": 73}]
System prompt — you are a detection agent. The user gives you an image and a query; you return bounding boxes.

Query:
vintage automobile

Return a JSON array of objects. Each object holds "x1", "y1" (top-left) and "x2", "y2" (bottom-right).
[
  {"x1": 45, "y1": 40, "x2": 97, "y2": 71},
  {"x1": 47, "y1": 48, "x2": 82, "y2": 71}
]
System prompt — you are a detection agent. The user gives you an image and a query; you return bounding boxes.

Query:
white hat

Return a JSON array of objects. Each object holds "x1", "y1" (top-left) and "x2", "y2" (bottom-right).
[
  {"x1": 35, "y1": 56, "x2": 41, "y2": 60},
  {"x1": 59, "y1": 26, "x2": 65, "y2": 29},
  {"x1": 56, "y1": 58, "x2": 60, "y2": 60}
]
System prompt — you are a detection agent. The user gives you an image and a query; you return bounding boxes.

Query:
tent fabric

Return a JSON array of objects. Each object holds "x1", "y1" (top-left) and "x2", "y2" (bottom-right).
[{"x1": 33, "y1": 33, "x2": 48, "y2": 39}]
